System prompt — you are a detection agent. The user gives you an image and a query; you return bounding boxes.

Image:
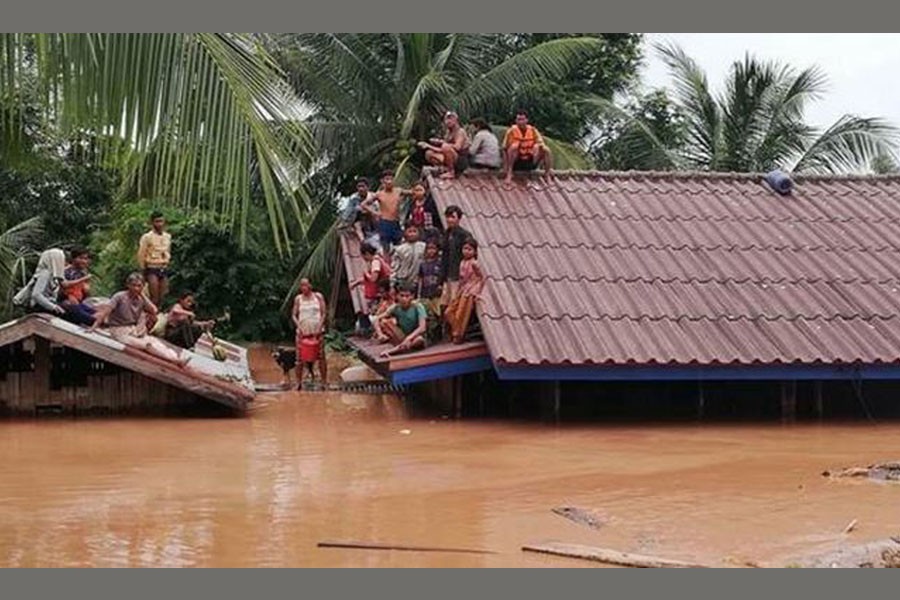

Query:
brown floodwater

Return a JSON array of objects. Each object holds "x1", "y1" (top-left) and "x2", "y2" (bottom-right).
[{"x1": 1, "y1": 390, "x2": 900, "y2": 567}]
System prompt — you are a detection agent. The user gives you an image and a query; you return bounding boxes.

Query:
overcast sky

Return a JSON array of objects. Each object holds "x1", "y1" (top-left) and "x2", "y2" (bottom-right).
[{"x1": 641, "y1": 33, "x2": 900, "y2": 131}]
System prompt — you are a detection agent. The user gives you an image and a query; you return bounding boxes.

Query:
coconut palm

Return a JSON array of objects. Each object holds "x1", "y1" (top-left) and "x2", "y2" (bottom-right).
[
  {"x1": 267, "y1": 34, "x2": 601, "y2": 186},
  {"x1": 0, "y1": 34, "x2": 314, "y2": 252},
  {"x1": 592, "y1": 43, "x2": 898, "y2": 174},
  {"x1": 265, "y1": 34, "x2": 604, "y2": 295}
]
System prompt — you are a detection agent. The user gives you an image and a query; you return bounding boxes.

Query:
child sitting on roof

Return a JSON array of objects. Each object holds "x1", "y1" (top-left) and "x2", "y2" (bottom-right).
[
  {"x1": 443, "y1": 237, "x2": 484, "y2": 344},
  {"x1": 376, "y1": 284, "x2": 428, "y2": 357}
]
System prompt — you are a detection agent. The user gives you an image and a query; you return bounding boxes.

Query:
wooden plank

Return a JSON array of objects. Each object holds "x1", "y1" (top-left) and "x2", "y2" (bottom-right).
[{"x1": 522, "y1": 542, "x2": 711, "y2": 568}]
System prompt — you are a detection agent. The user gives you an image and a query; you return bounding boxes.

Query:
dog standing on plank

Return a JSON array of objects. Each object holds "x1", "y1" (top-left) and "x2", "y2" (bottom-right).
[{"x1": 271, "y1": 346, "x2": 297, "y2": 387}]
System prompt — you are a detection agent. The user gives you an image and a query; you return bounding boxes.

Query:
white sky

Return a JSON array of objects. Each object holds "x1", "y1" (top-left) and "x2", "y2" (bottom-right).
[{"x1": 642, "y1": 33, "x2": 900, "y2": 130}]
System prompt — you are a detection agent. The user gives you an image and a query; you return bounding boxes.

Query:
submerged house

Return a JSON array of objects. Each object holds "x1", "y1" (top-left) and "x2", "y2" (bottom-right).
[
  {"x1": 344, "y1": 170, "x2": 900, "y2": 418},
  {"x1": 0, "y1": 314, "x2": 254, "y2": 415}
]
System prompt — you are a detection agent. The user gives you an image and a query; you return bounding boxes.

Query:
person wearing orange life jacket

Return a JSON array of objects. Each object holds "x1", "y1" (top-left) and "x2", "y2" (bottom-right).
[{"x1": 502, "y1": 109, "x2": 553, "y2": 183}]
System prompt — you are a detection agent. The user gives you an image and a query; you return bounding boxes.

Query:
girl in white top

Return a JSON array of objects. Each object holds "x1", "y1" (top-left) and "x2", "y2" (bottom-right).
[{"x1": 291, "y1": 278, "x2": 328, "y2": 388}]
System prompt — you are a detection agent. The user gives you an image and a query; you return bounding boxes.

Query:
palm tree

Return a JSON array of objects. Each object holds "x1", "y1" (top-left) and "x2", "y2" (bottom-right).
[
  {"x1": 0, "y1": 217, "x2": 44, "y2": 320},
  {"x1": 268, "y1": 34, "x2": 601, "y2": 186},
  {"x1": 592, "y1": 43, "x2": 898, "y2": 174},
  {"x1": 265, "y1": 34, "x2": 604, "y2": 292},
  {"x1": 0, "y1": 34, "x2": 314, "y2": 252}
]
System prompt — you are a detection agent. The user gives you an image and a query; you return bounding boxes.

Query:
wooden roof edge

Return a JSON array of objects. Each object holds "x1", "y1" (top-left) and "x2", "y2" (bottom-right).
[{"x1": 0, "y1": 315, "x2": 252, "y2": 410}]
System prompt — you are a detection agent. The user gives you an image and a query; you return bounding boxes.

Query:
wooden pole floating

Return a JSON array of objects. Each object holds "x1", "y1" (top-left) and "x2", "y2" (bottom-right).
[
  {"x1": 522, "y1": 542, "x2": 711, "y2": 568},
  {"x1": 318, "y1": 540, "x2": 497, "y2": 555}
]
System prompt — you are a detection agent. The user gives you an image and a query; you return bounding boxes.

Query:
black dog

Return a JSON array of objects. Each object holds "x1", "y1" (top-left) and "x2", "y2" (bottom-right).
[{"x1": 271, "y1": 346, "x2": 297, "y2": 384}]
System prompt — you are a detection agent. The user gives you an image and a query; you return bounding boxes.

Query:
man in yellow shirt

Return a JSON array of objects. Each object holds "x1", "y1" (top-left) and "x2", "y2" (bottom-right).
[
  {"x1": 502, "y1": 109, "x2": 553, "y2": 183},
  {"x1": 137, "y1": 211, "x2": 172, "y2": 307}
]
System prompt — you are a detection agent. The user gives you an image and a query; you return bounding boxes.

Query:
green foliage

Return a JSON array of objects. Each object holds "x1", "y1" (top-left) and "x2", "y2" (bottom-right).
[
  {"x1": 590, "y1": 90, "x2": 686, "y2": 170},
  {"x1": 1, "y1": 33, "x2": 315, "y2": 251},
  {"x1": 480, "y1": 34, "x2": 644, "y2": 142}
]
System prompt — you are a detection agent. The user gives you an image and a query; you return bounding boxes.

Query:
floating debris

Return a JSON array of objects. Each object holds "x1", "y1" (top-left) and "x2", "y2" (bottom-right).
[{"x1": 823, "y1": 462, "x2": 900, "y2": 482}]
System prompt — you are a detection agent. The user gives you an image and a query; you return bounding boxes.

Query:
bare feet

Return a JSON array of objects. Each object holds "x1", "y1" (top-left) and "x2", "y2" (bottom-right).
[{"x1": 504, "y1": 173, "x2": 513, "y2": 184}]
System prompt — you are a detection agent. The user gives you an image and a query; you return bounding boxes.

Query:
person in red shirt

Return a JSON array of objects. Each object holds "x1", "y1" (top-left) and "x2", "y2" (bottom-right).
[{"x1": 502, "y1": 109, "x2": 553, "y2": 183}]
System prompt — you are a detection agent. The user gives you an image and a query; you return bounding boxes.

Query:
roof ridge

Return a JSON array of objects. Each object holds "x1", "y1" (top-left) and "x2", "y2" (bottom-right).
[{"x1": 427, "y1": 168, "x2": 900, "y2": 183}]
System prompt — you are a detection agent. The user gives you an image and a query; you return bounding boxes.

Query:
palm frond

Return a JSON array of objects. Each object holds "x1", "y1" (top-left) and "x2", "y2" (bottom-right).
[
  {"x1": 792, "y1": 115, "x2": 900, "y2": 174},
  {"x1": 456, "y1": 37, "x2": 604, "y2": 118},
  {"x1": 584, "y1": 96, "x2": 681, "y2": 170},
  {"x1": 1, "y1": 33, "x2": 314, "y2": 252},
  {"x1": 655, "y1": 42, "x2": 721, "y2": 169}
]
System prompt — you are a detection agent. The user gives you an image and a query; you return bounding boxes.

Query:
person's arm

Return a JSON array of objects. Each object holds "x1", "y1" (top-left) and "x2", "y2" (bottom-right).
[
  {"x1": 60, "y1": 274, "x2": 91, "y2": 289},
  {"x1": 30, "y1": 272, "x2": 64, "y2": 314},
  {"x1": 291, "y1": 296, "x2": 301, "y2": 328},
  {"x1": 502, "y1": 127, "x2": 513, "y2": 149},
  {"x1": 533, "y1": 127, "x2": 545, "y2": 147},
  {"x1": 91, "y1": 298, "x2": 115, "y2": 331},
  {"x1": 469, "y1": 132, "x2": 484, "y2": 157},
  {"x1": 451, "y1": 129, "x2": 468, "y2": 152},
  {"x1": 136, "y1": 234, "x2": 149, "y2": 269},
  {"x1": 143, "y1": 298, "x2": 159, "y2": 318}
]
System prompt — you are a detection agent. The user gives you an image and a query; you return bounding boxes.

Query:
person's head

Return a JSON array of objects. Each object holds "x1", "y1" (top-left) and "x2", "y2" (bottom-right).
[
  {"x1": 515, "y1": 109, "x2": 529, "y2": 130},
  {"x1": 471, "y1": 117, "x2": 490, "y2": 132},
  {"x1": 444, "y1": 110, "x2": 460, "y2": 130},
  {"x1": 150, "y1": 210, "x2": 165, "y2": 233},
  {"x1": 444, "y1": 205, "x2": 463, "y2": 229},
  {"x1": 178, "y1": 291, "x2": 196, "y2": 310},
  {"x1": 381, "y1": 169, "x2": 394, "y2": 190},
  {"x1": 396, "y1": 285, "x2": 415, "y2": 308},
  {"x1": 125, "y1": 272, "x2": 145, "y2": 296},
  {"x1": 462, "y1": 237, "x2": 478, "y2": 259},
  {"x1": 403, "y1": 224, "x2": 420, "y2": 244},
  {"x1": 425, "y1": 239, "x2": 439, "y2": 259},
  {"x1": 411, "y1": 182, "x2": 427, "y2": 203},
  {"x1": 299, "y1": 277, "x2": 312, "y2": 295},
  {"x1": 70, "y1": 246, "x2": 91, "y2": 269},
  {"x1": 360, "y1": 242, "x2": 377, "y2": 261},
  {"x1": 355, "y1": 177, "x2": 370, "y2": 196}
]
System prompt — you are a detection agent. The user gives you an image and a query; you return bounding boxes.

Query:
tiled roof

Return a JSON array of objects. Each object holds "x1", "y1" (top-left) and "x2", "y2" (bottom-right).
[{"x1": 428, "y1": 170, "x2": 900, "y2": 367}]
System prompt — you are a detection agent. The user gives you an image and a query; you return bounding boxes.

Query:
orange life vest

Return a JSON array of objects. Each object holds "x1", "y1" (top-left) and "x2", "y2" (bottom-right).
[{"x1": 506, "y1": 125, "x2": 539, "y2": 157}]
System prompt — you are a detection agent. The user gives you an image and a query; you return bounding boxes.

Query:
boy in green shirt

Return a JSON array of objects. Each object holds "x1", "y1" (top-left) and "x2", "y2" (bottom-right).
[{"x1": 375, "y1": 285, "x2": 428, "y2": 357}]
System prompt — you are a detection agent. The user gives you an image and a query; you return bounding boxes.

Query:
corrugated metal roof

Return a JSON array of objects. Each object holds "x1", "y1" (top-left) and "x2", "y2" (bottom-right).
[{"x1": 428, "y1": 170, "x2": 900, "y2": 367}]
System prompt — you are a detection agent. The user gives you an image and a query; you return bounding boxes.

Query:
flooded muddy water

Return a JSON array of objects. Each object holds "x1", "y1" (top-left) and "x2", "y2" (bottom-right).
[{"x1": 2, "y1": 389, "x2": 900, "y2": 567}]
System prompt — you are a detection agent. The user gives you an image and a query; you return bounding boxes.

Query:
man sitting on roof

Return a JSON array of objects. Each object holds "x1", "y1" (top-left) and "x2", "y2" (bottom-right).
[
  {"x1": 417, "y1": 111, "x2": 470, "y2": 180},
  {"x1": 375, "y1": 284, "x2": 428, "y2": 358},
  {"x1": 91, "y1": 272, "x2": 190, "y2": 367},
  {"x1": 502, "y1": 109, "x2": 552, "y2": 183}
]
